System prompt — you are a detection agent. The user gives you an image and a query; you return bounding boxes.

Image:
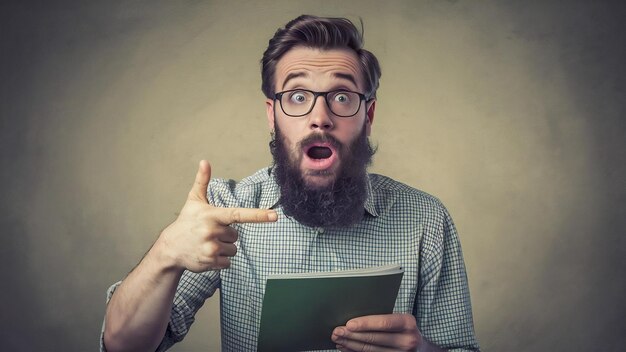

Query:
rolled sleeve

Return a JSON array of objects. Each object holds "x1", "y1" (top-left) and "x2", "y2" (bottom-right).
[{"x1": 99, "y1": 281, "x2": 121, "y2": 352}]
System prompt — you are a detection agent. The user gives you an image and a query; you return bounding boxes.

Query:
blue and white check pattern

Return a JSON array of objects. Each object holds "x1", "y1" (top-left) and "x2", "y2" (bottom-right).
[{"x1": 101, "y1": 167, "x2": 480, "y2": 351}]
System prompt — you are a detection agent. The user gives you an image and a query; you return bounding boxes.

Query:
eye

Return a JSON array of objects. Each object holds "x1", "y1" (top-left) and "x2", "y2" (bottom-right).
[
  {"x1": 333, "y1": 92, "x2": 351, "y2": 104},
  {"x1": 289, "y1": 91, "x2": 308, "y2": 104}
]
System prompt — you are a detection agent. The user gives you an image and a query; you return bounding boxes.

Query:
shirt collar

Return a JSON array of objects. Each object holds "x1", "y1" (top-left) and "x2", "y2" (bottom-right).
[{"x1": 260, "y1": 167, "x2": 379, "y2": 217}]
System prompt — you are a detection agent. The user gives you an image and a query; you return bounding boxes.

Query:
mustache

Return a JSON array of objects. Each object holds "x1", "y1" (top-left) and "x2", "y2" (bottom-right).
[{"x1": 296, "y1": 133, "x2": 343, "y2": 151}]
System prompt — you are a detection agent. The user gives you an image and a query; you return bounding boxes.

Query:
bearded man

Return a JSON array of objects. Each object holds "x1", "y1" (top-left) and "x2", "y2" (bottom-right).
[{"x1": 101, "y1": 15, "x2": 480, "y2": 352}]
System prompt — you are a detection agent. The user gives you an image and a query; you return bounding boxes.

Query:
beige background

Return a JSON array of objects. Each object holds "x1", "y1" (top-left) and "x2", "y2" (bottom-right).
[{"x1": 1, "y1": 1, "x2": 624, "y2": 351}]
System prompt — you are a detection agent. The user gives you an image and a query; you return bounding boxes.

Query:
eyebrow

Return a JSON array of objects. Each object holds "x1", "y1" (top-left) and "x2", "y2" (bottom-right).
[
  {"x1": 333, "y1": 72, "x2": 358, "y2": 88},
  {"x1": 282, "y1": 72, "x2": 307, "y2": 90},
  {"x1": 281, "y1": 72, "x2": 359, "y2": 90}
]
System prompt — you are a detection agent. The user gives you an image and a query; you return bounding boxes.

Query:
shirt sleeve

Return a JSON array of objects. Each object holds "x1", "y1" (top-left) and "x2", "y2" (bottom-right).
[
  {"x1": 415, "y1": 203, "x2": 481, "y2": 351},
  {"x1": 99, "y1": 270, "x2": 221, "y2": 352},
  {"x1": 99, "y1": 281, "x2": 121, "y2": 352}
]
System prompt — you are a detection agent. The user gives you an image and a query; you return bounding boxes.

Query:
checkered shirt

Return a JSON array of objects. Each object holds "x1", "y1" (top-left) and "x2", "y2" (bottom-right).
[{"x1": 101, "y1": 167, "x2": 480, "y2": 351}]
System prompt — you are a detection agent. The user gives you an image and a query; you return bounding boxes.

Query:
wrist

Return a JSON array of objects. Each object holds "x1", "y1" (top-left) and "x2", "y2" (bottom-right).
[{"x1": 148, "y1": 232, "x2": 185, "y2": 275}]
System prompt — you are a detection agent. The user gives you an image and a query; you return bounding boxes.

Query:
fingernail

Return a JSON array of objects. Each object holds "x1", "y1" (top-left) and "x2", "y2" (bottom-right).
[
  {"x1": 335, "y1": 327, "x2": 345, "y2": 336},
  {"x1": 346, "y1": 320, "x2": 358, "y2": 330},
  {"x1": 267, "y1": 211, "x2": 278, "y2": 221}
]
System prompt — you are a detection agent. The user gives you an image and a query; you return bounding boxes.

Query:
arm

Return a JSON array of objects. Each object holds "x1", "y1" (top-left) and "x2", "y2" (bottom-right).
[
  {"x1": 412, "y1": 205, "x2": 479, "y2": 350},
  {"x1": 331, "y1": 203, "x2": 479, "y2": 352},
  {"x1": 103, "y1": 161, "x2": 277, "y2": 352},
  {"x1": 103, "y1": 241, "x2": 184, "y2": 352}
]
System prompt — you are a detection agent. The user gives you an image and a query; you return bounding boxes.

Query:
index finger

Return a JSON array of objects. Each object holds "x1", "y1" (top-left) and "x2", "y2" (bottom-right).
[
  {"x1": 212, "y1": 207, "x2": 278, "y2": 225},
  {"x1": 345, "y1": 314, "x2": 412, "y2": 332}
]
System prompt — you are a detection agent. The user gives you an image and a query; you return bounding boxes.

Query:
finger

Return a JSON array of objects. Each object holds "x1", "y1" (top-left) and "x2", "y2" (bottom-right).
[
  {"x1": 188, "y1": 160, "x2": 211, "y2": 202},
  {"x1": 219, "y1": 242, "x2": 238, "y2": 257},
  {"x1": 333, "y1": 337, "x2": 397, "y2": 352},
  {"x1": 333, "y1": 329, "x2": 414, "y2": 349},
  {"x1": 346, "y1": 314, "x2": 411, "y2": 332},
  {"x1": 213, "y1": 255, "x2": 231, "y2": 269},
  {"x1": 335, "y1": 341, "x2": 397, "y2": 352},
  {"x1": 216, "y1": 226, "x2": 239, "y2": 244},
  {"x1": 212, "y1": 207, "x2": 278, "y2": 225},
  {"x1": 194, "y1": 251, "x2": 231, "y2": 270}
]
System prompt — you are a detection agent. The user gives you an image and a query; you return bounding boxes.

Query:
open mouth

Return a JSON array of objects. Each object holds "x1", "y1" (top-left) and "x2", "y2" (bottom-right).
[
  {"x1": 301, "y1": 142, "x2": 338, "y2": 171},
  {"x1": 307, "y1": 146, "x2": 333, "y2": 159}
]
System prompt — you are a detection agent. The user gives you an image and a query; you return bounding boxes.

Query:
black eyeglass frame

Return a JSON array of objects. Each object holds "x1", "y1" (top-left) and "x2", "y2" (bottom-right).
[{"x1": 273, "y1": 89, "x2": 371, "y2": 118}]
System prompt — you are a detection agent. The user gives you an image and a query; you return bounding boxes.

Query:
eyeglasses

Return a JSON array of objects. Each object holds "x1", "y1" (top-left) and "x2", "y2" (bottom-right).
[{"x1": 274, "y1": 89, "x2": 368, "y2": 117}]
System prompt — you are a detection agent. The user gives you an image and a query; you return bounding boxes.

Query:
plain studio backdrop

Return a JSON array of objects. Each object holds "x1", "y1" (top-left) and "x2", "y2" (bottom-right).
[{"x1": 1, "y1": 1, "x2": 624, "y2": 351}]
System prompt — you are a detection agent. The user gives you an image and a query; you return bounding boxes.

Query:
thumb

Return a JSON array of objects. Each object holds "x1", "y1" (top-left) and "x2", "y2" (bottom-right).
[{"x1": 188, "y1": 160, "x2": 211, "y2": 202}]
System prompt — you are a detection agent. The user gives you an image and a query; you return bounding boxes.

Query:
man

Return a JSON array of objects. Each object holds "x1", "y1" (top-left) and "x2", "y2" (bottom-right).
[{"x1": 102, "y1": 15, "x2": 480, "y2": 352}]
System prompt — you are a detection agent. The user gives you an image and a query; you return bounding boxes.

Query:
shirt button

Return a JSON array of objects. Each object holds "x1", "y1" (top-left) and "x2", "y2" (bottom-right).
[{"x1": 315, "y1": 227, "x2": 325, "y2": 234}]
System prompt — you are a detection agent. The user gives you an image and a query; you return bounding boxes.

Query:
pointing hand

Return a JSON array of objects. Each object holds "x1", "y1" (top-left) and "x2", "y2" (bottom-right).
[{"x1": 157, "y1": 160, "x2": 278, "y2": 272}]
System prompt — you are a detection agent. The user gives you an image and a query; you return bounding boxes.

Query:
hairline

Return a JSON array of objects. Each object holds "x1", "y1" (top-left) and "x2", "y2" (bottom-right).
[{"x1": 272, "y1": 46, "x2": 367, "y2": 96}]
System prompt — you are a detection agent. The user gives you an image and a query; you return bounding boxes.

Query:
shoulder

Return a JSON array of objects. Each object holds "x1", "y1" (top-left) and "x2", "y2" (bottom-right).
[
  {"x1": 207, "y1": 167, "x2": 276, "y2": 209},
  {"x1": 369, "y1": 173, "x2": 446, "y2": 209},
  {"x1": 369, "y1": 175, "x2": 463, "y2": 259},
  {"x1": 368, "y1": 173, "x2": 451, "y2": 221}
]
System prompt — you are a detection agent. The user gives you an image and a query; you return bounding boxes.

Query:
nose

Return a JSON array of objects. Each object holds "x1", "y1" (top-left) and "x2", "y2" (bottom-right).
[{"x1": 308, "y1": 95, "x2": 334, "y2": 131}]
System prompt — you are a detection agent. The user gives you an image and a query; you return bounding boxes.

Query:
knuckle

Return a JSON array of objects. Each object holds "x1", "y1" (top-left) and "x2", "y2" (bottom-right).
[
  {"x1": 197, "y1": 223, "x2": 211, "y2": 234},
  {"x1": 204, "y1": 241, "x2": 220, "y2": 256},
  {"x1": 199, "y1": 226, "x2": 215, "y2": 240},
  {"x1": 360, "y1": 342, "x2": 372, "y2": 352},
  {"x1": 381, "y1": 318, "x2": 394, "y2": 331},
  {"x1": 229, "y1": 208, "x2": 242, "y2": 223}
]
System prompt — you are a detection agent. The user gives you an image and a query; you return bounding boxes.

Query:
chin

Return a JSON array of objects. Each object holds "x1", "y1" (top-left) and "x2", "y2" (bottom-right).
[{"x1": 302, "y1": 171, "x2": 337, "y2": 189}]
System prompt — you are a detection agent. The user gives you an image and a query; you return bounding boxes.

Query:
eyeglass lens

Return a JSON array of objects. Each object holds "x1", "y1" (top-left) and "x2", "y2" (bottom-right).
[{"x1": 280, "y1": 90, "x2": 361, "y2": 117}]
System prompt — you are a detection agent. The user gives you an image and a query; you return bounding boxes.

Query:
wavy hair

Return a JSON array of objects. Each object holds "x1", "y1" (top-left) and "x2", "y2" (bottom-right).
[{"x1": 261, "y1": 15, "x2": 382, "y2": 99}]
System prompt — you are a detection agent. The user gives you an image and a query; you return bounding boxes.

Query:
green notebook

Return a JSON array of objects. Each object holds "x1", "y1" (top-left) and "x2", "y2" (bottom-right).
[{"x1": 257, "y1": 264, "x2": 404, "y2": 352}]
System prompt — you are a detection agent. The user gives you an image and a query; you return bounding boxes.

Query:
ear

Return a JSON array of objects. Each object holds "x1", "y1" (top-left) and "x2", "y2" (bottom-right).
[
  {"x1": 266, "y1": 99, "x2": 276, "y2": 131},
  {"x1": 365, "y1": 99, "x2": 376, "y2": 136}
]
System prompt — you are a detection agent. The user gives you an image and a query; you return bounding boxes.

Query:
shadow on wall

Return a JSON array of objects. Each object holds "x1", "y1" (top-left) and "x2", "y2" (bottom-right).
[
  {"x1": 495, "y1": 2, "x2": 626, "y2": 350},
  {"x1": 0, "y1": 217, "x2": 72, "y2": 351}
]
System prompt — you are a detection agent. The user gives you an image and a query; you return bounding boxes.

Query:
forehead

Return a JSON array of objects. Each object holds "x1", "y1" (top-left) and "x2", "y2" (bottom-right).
[{"x1": 275, "y1": 46, "x2": 363, "y2": 90}]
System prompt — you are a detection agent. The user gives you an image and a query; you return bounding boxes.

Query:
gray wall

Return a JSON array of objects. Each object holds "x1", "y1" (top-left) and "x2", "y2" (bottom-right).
[{"x1": 1, "y1": 1, "x2": 624, "y2": 351}]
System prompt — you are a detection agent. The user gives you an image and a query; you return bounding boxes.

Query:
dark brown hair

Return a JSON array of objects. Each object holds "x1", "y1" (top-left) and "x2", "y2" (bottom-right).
[{"x1": 261, "y1": 15, "x2": 382, "y2": 99}]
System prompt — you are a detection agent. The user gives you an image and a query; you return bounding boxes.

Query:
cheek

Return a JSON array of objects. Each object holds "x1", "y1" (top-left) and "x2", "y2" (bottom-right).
[
  {"x1": 278, "y1": 130, "x2": 302, "y2": 161},
  {"x1": 277, "y1": 122, "x2": 304, "y2": 148},
  {"x1": 280, "y1": 132, "x2": 297, "y2": 151},
  {"x1": 337, "y1": 120, "x2": 366, "y2": 143}
]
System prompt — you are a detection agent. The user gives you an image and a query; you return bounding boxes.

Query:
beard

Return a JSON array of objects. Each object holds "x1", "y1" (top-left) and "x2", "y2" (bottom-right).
[{"x1": 269, "y1": 122, "x2": 376, "y2": 228}]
